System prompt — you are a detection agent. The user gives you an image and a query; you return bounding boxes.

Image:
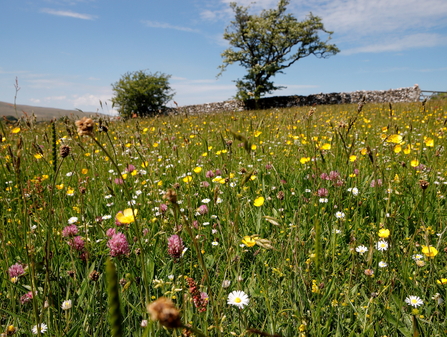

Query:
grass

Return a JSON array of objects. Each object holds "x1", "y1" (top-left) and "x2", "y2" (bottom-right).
[{"x1": 1, "y1": 99, "x2": 447, "y2": 336}]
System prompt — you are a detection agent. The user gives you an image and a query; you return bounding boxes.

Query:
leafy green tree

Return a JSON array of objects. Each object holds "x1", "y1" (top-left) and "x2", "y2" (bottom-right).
[
  {"x1": 218, "y1": 0, "x2": 339, "y2": 100},
  {"x1": 111, "y1": 70, "x2": 174, "y2": 117}
]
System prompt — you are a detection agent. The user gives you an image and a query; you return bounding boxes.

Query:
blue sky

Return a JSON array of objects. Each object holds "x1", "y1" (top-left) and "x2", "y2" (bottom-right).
[{"x1": 1, "y1": 0, "x2": 446, "y2": 114}]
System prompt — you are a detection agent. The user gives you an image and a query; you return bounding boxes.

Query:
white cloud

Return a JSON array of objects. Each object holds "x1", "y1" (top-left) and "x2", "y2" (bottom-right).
[
  {"x1": 343, "y1": 33, "x2": 447, "y2": 54},
  {"x1": 141, "y1": 20, "x2": 200, "y2": 33},
  {"x1": 41, "y1": 8, "x2": 97, "y2": 20}
]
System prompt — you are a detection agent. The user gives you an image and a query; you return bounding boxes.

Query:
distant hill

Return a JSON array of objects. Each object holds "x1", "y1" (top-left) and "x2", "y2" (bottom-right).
[{"x1": 0, "y1": 101, "x2": 108, "y2": 121}]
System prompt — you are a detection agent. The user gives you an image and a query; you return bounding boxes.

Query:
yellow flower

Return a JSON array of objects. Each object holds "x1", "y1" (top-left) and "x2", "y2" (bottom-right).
[
  {"x1": 116, "y1": 208, "x2": 138, "y2": 224},
  {"x1": 421, "y1": 245, "x2": 438, "y2": 258},
  {"x1": 253, "y1": 196, "x2": 264, "y2": 207},
  {"x1": 378, "y1": 228, "x2": 390, "y2": 238},
  {"x1": 183, "y1": 175, "x2": 192, "y2": 183},
  {"x1": 410, "y1": 159, "x2": 419, "y2": 167},
  {"x1": 360, "y1": 148, "x2": 368, "y2": 155},
  {"x1": 153, "y1": 142, "x2": 159, "y2": 147},
  {"x1": 34, "y1": 153, "x2": 43, "y2": 159},
  {"x1": 393, "y1": 145, "x2": 402, "y2": 153},
  {"x1": 300, "y1": 157, "x2": 310, "y2": 164},
  {"x1": 424, "y1": 137, "x2": 434, "y2": 147},
  {"x1": 387, "y1": 134, "x2": 403, "y2": 144},
  {"x1": 349, "y1": 155, "x2": 357, "y2": 162},
  {"x1": 403, "y1": 145, "x2": 411, "y2": 154},
  {"x1": 241, "y1": 236, "x2": 257, "y2": 247},
  {"x1": 320, "y1": 143, "x2": 331, "y2": 150},
  {"x1": 251, "y1": 144, "x2": 257, "y2": 150},
  {"x1": 11, "y1": 127, "x2": 21, "y2": 134},
  {"x1": 56, "y1": 184, "x2": 64, "y2": 190},
  {"x1": 141, "y1": 161, "x2": 149, "y2": 168},
  {"x1": 66, "y1": 188, "x2": 75, "y2": 196},
  {"x1": 254, "y1": 131, "x2": 262, "y2": 137},
  {"x1": 436, "y1": 278, "x2": 447, "y2": 285},
  {"x1": 81, "y1": 168, "x2": 88, "y2": 174},
  {"x1": 193, "y1": 166, "x2": 202, "y2": 173}
]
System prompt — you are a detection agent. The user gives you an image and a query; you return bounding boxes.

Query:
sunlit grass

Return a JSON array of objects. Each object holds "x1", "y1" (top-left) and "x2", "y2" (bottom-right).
[{"x1": 1, "y1": 99, "x2": 447, "y2": 336}]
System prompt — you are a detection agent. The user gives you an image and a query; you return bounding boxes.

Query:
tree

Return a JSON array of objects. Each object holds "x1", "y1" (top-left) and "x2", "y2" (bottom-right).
[
  {"x1": 218, "y1": 0, "x2": 339, "y2": 100},
  {"x1": 111, "y1": 70, "x2": 174, "y2": 118}
]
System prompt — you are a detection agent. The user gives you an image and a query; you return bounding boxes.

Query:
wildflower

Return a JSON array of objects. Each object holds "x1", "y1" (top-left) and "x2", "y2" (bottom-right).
[
  {"x1": 355, "y1": 245, "x2": 368, "y2": 254},
  {"x1": 378, "y1": 261, "x2": 388, "y2": 268},
  {"x1": 62, "y1": 224, "x2": 79, "y2": 237},
  {"x1": 387, "y1": 134, "x2": 403, "y2": 144},
  {"x1": 147, "y1": 297, "x2": 182, "y2": 328},
  {"x1": 222, "y1": 280, "x2": 231, "y2": 288},
  {"x1": 376, "y1": 240, "x2": 389, "y2": 251},
  {"x1": 347, "y1": 187, "x2": 359, "y2": 196},
  {"x1": 11, "y1": 127, "x2": 21, "y2": 134},
  {"x1": 227, "y1": 290, "x2": 249, "y2": 309},
  {"x1": 197, "y1": 204, "x2": 208, "y2": 215},
  {"x1": 75, "y1": 117, "x2": 94, "y2": 136},
  {"x1": 317, "y1": 188, "x2": 328, "y2": 197},
  {"x1": 20, "y1": 291, "x2": 34, "y2": 304},
  {"x1": 421, "y1": 245, "x2": 438, "y2": 258},
  {"x1": 364, "y1": 269, "x2": 374, "y2": 276},
  {"x1": 378, "y1": 228, "x2": 390, "y2": 239},
  {"x1": 405, "y1": 296, "x2": 423, "y2": 308},
  {"x1": 168, "y1": 235, "x2": 184, "y2": 262},
  {"x1": 61, "y1": 299, "x2": 72, "y2": 310},
  {"x1": 187, "y1": 278, "x2": 208, "y2": 312},
  {"x1": 140, "y1": 320, "x2": 148, "y2": 328},
  {"x1": 335, "y1": 211, "x2": 345, "y2": 219},
  {"x1": 31, "y1": 323, "x2": 48, "y2": 335},
  {"x1": 253, "y1": 196, "x2": 264, "y2": 207},
  {"x1": 412, "y1": 254, "x2": 423, "y2": 260},
  {"x1": 9, "y1": 263, "x2": 25, "y2": 278},
  {"x1": 415, "y1": 260, "x2": 425, "y2": 267},
  {"x1": 436, "y1": 278, "x2": 447, "y2": 285},
  {"x1": 6, "y1": 325, "x2": 17, "y2": 335},
  {"x1": 68, "y1": 236, "x2": 85, "y2": 251},
  {"x1": 115, "y1": 208, "x2": 137, "y2": 224},
  {"x1": 319, "y1": 198, "x2": 328, "y2": 203},
  {"x1": 107, "y1": 232, "x2": 130, "y2": 257}
]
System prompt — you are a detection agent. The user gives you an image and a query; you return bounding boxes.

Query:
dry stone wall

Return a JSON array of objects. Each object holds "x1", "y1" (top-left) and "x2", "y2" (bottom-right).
[{"x1": 170, "y1": 85, "x2": 421, "y2": 115}]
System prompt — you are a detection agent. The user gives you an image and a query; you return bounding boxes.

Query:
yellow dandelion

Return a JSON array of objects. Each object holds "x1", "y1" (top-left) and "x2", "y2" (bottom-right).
[{"x1": 410, "y1": 159, "x2": 419, "y2": 167}]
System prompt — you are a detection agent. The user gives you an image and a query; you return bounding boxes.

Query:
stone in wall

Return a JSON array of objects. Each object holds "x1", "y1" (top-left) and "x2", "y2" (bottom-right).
[{"x1": 169, "y1": 85, "x2": 421, "y2": 115}]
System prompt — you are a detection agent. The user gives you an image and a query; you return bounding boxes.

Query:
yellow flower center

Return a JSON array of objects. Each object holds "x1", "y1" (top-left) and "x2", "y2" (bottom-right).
[{"x1": 234, "y1": 297, "x2": 241, "y2": 303}]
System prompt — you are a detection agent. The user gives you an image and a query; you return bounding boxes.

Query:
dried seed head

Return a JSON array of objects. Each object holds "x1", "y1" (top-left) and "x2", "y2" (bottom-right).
[
  {"x1": 60, "y1": 145, "x2": 71, "y2": 158},
  {"x1": 75, "y1": 117, "x2": 94, "y2": 136},
  {"x1": 88, "y1": 270, "x2": 100, "y2": 282},
  {"x1": 419, "y1": 180, "x2": 429, "y2": 190},
  {"x1": 147, "y1": 297, "x2": 182, "y2": 329},
  {"x1": 164, "y1": 189, "x2": 178, "y2": 204}
]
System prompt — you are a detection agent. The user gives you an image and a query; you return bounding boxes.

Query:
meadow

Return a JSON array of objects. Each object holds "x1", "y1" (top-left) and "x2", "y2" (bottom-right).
[{"x1": 1, "y1": 99, "x2": 447, "y2": 336}]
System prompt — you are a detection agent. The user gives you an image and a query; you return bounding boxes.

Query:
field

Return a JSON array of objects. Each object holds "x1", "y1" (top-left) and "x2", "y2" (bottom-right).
[{"x1": 1, "y1": 99, "x2": 447, "y2": 336}]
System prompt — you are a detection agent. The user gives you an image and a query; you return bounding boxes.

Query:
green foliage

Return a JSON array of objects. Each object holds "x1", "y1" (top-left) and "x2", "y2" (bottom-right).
[
  {"x1": 219, "y1": 0, "x2": 339, "y2": 100},
  {"x1": 111, "y1": 70, "x2": 174, "y2": 118}
]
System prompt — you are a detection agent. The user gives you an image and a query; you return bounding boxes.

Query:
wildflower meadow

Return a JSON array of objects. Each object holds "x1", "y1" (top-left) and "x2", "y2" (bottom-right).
[{"x1": 1, "y1": 99, "x2": 447, "y2": 336}]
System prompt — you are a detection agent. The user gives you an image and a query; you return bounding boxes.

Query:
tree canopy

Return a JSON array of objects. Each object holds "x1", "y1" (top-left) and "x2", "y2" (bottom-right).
[
  {"x1": 219, "y1": 0, "x2": 340, "y2": 100},
  {"x1": 111, "y1": 70, "x2": 174, "y2": 118}
]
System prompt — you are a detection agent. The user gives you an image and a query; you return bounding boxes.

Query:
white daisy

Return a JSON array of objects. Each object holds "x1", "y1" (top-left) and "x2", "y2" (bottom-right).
[
  {"x1": 376, "y1": 240, "x2": 389, "y2": 251},
  {"x1": 405, "y1": 295, "x2": 423, "y2": 307},
  {"x1": 355, "y1": 245, "x2": 368, "y2": 254},
  {"x1": 67, "y1": 217, "x2": 78, "y2": 224},
  {"x1": 32, "y1": 323, "x2": 48, "y2": 335},
  {"x1": 227, "y1": 290, "x2": 249, "y2": 309},
  {"x1": 61, "y1": 299, "x2": 72, "y2": 310},
  {"x1": 378, "y1": 261, "x2": 388, "y2": 268}
]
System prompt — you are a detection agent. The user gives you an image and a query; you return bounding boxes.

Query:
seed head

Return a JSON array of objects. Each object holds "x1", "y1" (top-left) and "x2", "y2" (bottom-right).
[
  {"x1": 75, "y1": 117, "x2": 94, "y2": 136},
  {"x1": 147, "y1": 297, "x2": 182, "y2": 328}
]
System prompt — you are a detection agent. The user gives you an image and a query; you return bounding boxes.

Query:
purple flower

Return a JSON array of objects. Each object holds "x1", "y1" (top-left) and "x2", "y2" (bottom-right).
[
  {"x1": 106, "y1": 228, "x2": 117, "y2": 237},
  {"x1": 317, "y1": 188, "x2": 329, "y2": 197},
  {"x1": 107, "y1": 232, "x2": 130, "y2": 257},
  {"x1": 9, "y1": 263, "x2": 25, "y2": 278},
  {"x1": 197, "y1": 204, "x2": 208, "y2": 215},
  {"x1": 370, "y1": 179, "x2": 383, "y2": 187},
  {"x1": 320, "y1": 173, "x2": 330, "y2": 180},
  {"x1": 159, "y1": 203, "x2": 168, "y2": 213},
  {"x1": 205, "y1": 170, "x2": 215, "y2": 178},
  {"x1": 20, "y1": 291, "x2": 34, "y2": 304},
  {"x1": 215, "y1": 169, "x2": 222, "y2": 175},
  {"x1": 328, "y1": 171, "x2": 340, "y2": 181},
  {"x1": 126, "y1": 164, "x2": 136, "y2": 172},
  {"x1": 62, "y1": 224, "x2": 79, "y2": 237},
  {"x1": 200, "y1": 181, "x2": 210, "y2": 188},
  {"x1": 114, "y1": 178, "x2": 124, "y2": 185},
  {"x1": 168, "y1": 235, "x2": 184, "y2": 262},
  {"x1": 265, "y1": 163, "x2": 273, "y2": 170},
  {"x1": 68, "y1": 236, "x2": 85, "y2": 251}
]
